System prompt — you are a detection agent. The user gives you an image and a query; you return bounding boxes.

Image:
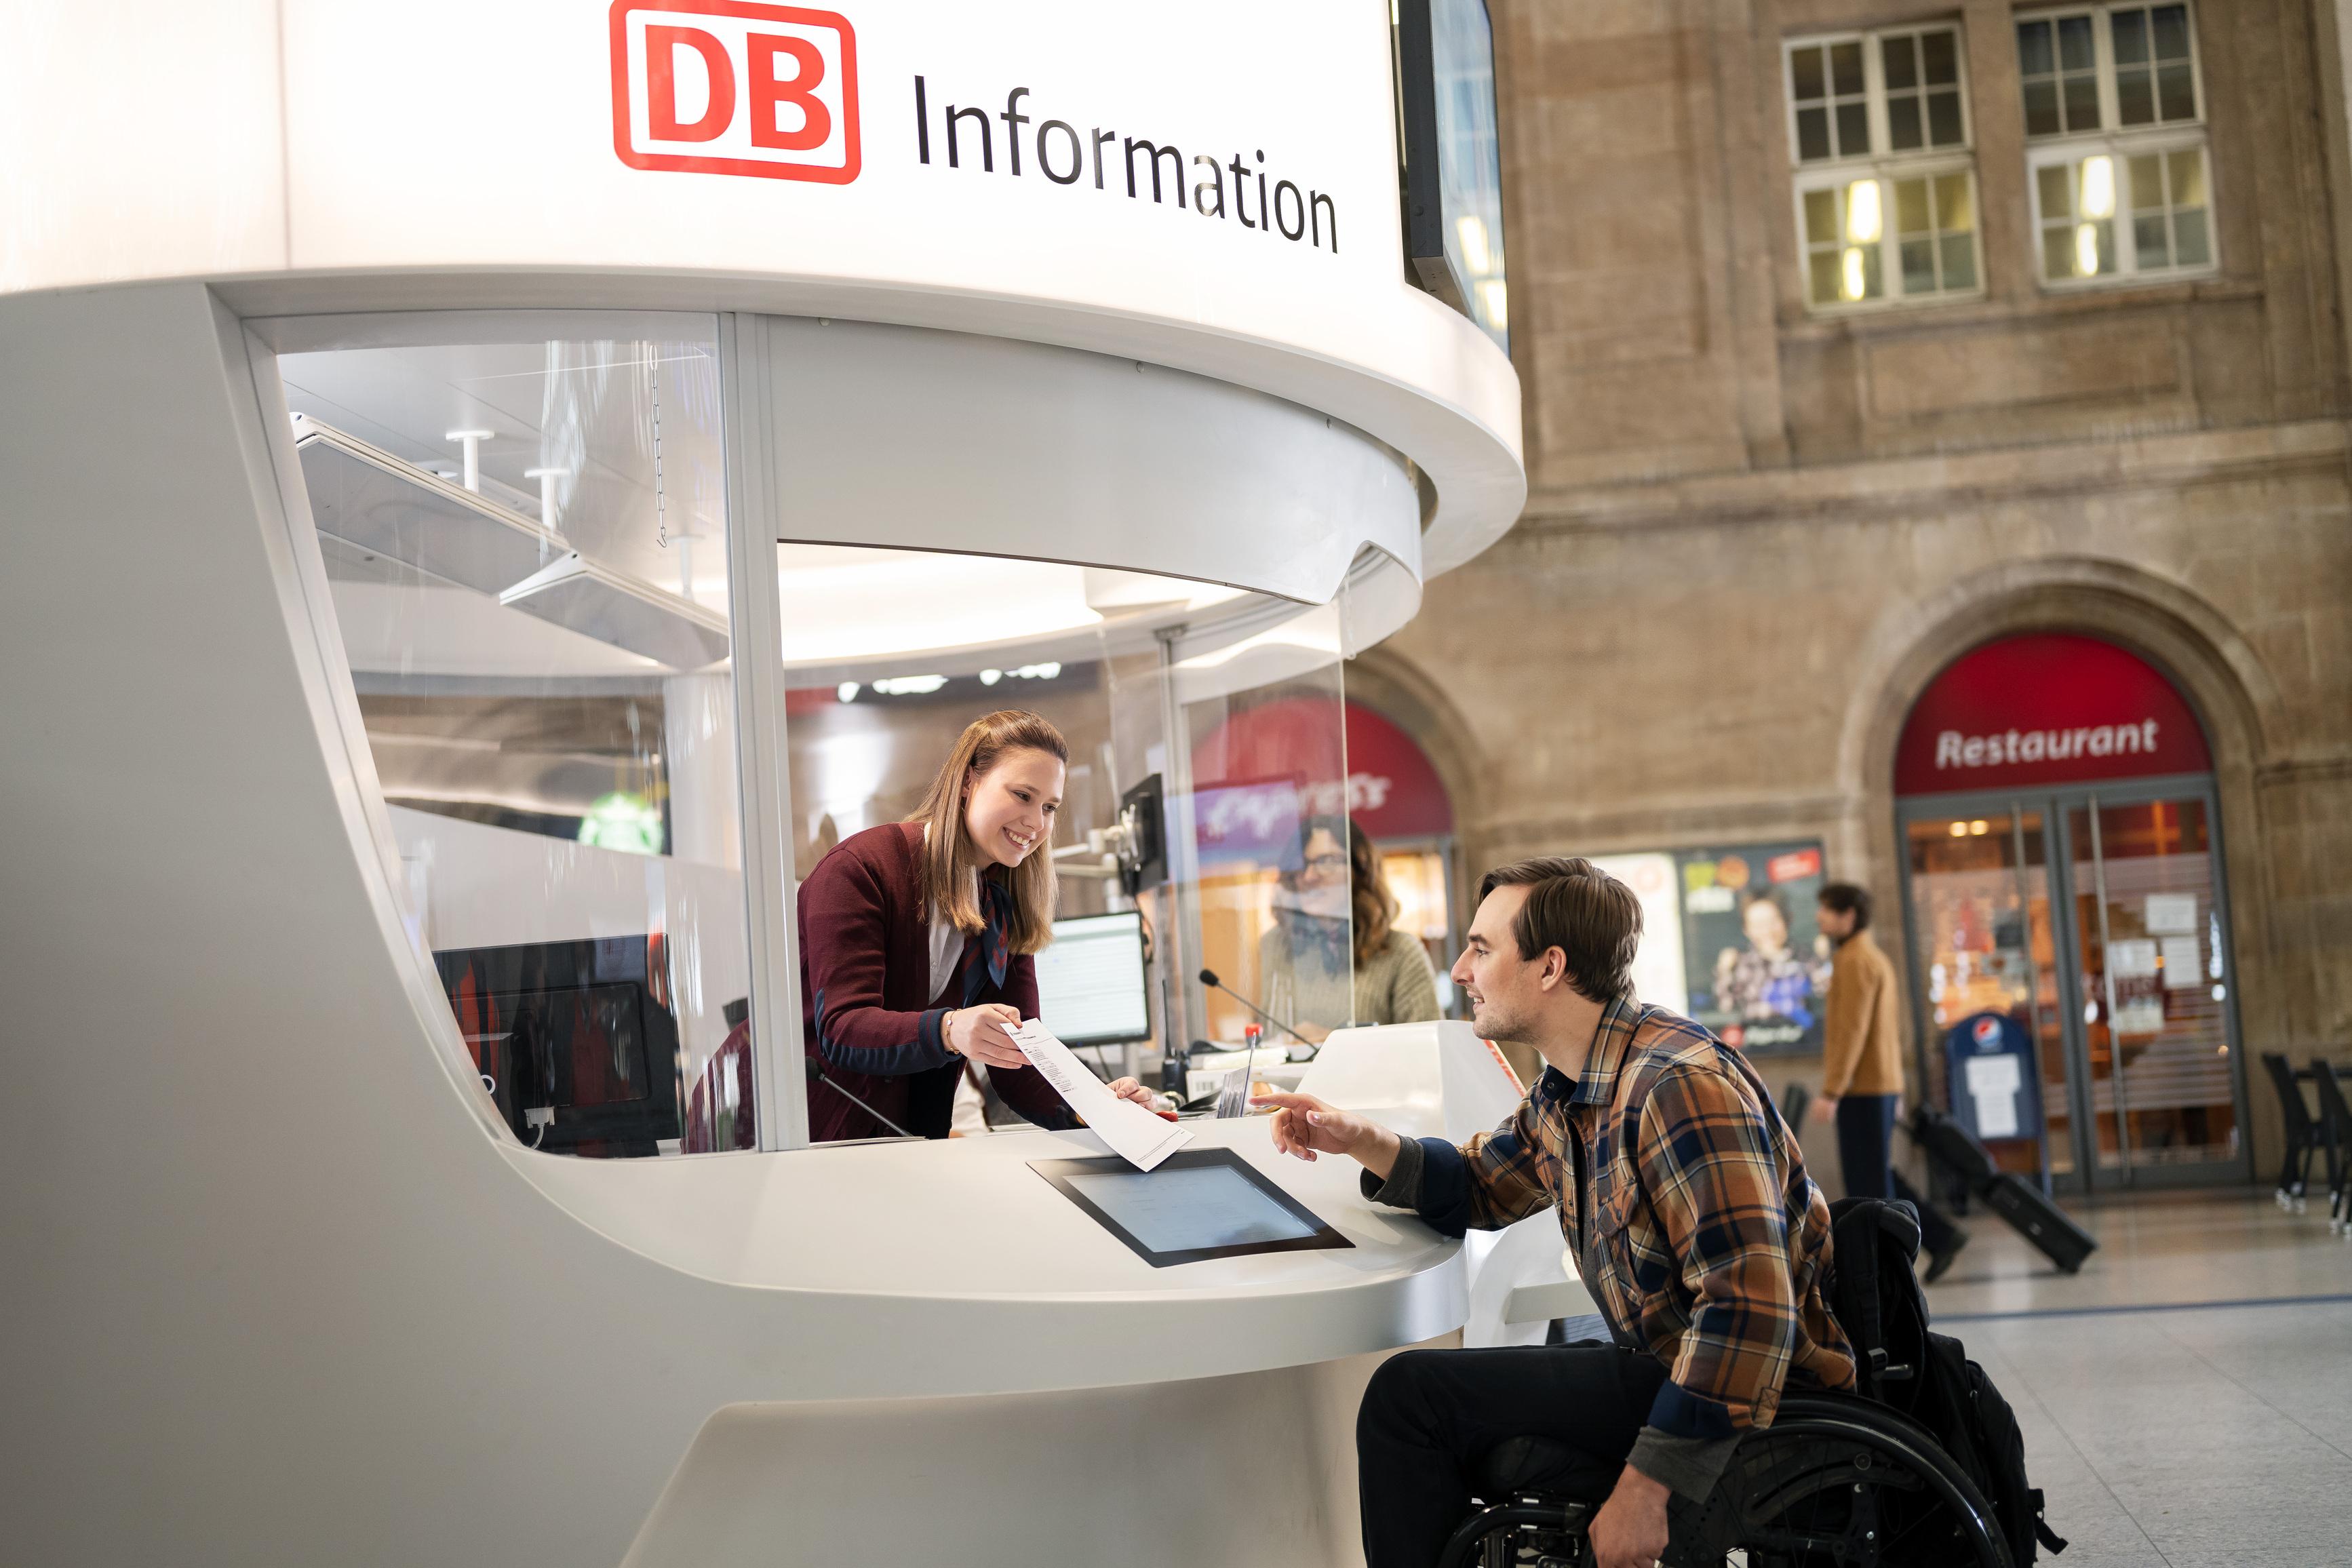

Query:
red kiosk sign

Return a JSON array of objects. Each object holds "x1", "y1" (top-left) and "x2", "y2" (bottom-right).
[{"x1": 1894, "y1": 633, "x2": 2210, "y2": 796}]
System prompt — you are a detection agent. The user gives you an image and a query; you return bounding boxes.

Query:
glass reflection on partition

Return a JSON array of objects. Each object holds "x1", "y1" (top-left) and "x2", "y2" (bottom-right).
[
  {"x1": 1172, "y1": 601, "x2": 1352, "y2": 1048},
  {"x1": 281, "y1": 324, "x2": 752, "y2": 1157}
]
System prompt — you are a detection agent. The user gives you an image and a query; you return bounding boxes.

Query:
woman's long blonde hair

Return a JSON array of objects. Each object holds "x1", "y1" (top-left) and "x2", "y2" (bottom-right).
[{"x1": 907, "y1": 710, "x2": 1067, "y2": 955}]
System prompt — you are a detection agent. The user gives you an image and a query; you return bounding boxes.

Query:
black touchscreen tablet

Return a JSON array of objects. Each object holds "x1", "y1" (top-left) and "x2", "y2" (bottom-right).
[{"x1": 1029, "y1": 1146, "x2": 1355, "y2": 1267}]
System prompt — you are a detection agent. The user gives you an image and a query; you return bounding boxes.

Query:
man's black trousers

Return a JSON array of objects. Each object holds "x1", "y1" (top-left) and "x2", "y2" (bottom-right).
[
  {"x1": 1356, "y1": 1343, "x2": 1666, "y2": 1568},
  {"x1": 1835, "y1": 1092, "x2": 1960, "y2": 1255}
]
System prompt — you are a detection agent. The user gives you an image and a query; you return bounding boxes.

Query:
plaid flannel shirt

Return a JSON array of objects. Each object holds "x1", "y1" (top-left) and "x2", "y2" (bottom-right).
[{"x1": 1371, "y1": 996, "x2": 1853, "y2": 1474}]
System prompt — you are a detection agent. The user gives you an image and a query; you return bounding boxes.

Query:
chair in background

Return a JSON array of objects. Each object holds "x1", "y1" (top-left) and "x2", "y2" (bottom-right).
[
  {"x1": 2260, "y1": 1053, "x2": 2323, "y2": 1213},
  {"x1": 2308, "y1": 1059, "x2": 2352, "y2": 1237}
]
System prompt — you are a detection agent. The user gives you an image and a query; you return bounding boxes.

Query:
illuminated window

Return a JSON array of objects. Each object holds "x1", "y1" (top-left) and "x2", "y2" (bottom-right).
[
  {"x1": 2019, "y1": 5, "x2": 2214, "y2": 285},
  {"x1": 1787, "y1": 26, "x2": 1982, "y2": 312}
]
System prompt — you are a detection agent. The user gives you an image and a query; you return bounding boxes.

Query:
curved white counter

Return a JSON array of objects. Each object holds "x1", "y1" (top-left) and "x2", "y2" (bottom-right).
[{"x1": 515, "y1": 1110, "x2": 1466, "y2": 1400}]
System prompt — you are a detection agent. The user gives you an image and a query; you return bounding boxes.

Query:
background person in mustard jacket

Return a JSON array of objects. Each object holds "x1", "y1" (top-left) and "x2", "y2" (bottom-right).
[{"x1": 1809, "y1": 882, "x2": 1969, "y2": 1282}]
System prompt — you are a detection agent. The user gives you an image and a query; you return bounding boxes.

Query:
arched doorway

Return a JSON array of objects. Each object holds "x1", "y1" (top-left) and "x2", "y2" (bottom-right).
[{"x1": 1893, "y1": 633, "x2": 2249, "y2": 1192}]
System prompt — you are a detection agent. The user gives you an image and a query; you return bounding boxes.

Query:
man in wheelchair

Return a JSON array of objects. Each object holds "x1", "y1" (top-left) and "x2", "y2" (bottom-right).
[{"x1": 1258, "y1": 857, "x2": 1858, "y2": 1568}]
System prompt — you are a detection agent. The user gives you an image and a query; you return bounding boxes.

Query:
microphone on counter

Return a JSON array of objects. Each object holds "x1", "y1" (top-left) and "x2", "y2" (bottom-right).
[
  {"x1": 804, "y1": 1055, "x2": 920, "y2": 1140},
  {"x1": 1196, "y1": 968, "x2": 1319, "y2": 1053}
]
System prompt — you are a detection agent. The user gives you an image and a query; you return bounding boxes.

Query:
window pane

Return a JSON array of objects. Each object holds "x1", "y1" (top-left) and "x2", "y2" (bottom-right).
[
  {"x1": 1831, "y1": 41, "x2": 1864, "y2": 96},
  {"x1": 1923, "y1": 29, "x2": 1959, "y2": 85},
  {"x1": 2135, "y1": 214, "x2": 2171, "y2": 267},
  {"x1": 2019, "y1": 20, "x2": 2055, "y2": 77},
  {"x1": 2113, "y1": 10, "x2": 2149, "y2": 65},
  {"x1": 2118, "y1": 70, "x2": 2154, "y2": 126},
  {"x1": 283, "y1": 322, "x2": 753, "y2": 1159},
  {"x1": 2024, "y1": 80, "x2": 2061, "y2": 137},
  {"x1": 1937, "y1": 174, "x2": 1976, "y2": 231},
  {"x1": 1809, "y1": 250, "x2": 1843, "y2": 306},
  {"x1": 2085, "y1": 217, "x2": 2116, "y2": 275},
  {"x1": 2174, "y1": 208, "x2": 2211, "y2": 265},
  {"x1": 1791, "y1": 45, "x2": 1825, "y2": 102},
  {"x1": 2158, "y1": 62, "x2": 2195, "y2": 120},
  {"x1": 2153, "y1": 5, "x2": 2191, "y2": 59},
  {"x1": 2130, "y1": 153, "x2": 2166, "y2": 210},
  {"x1": 2059, "y1": 15, "x2": 2096, "y2": 71},
  {"x1": 2043, "y1": 224, "x2": 2077, "y2": 279},
  {"x1": 1853, "y1": 243, "x2": 1884, "y2": 300},
  {"x1": 2169, "y1": 148, "x2": 2207, "y2": 207},
  {"x1": 2039, "y1": 163, "x2": 2074, "y2": 219},
  {"x1": 1884, "y1": 34, "x2": 1919, "y2": 90},
  {"x1": 2064, "y1": 75, "x2": 2102, "y2": 132},
  {"x1": 1804, "y1": 187, "x2": 1838, "y2": 243},
  {"x1": 1797, "y1": 106, "x2": 1831, "y2": 162},
  {"x1": 1836, "y1": 101, "x2": 1870, "y2": 157},
  {"x1": 1928, "y1": 89, "x2": 1964, "y2": 146},
  {"x1": 1941, "y1": 233, "x2": 1978, "y2": 290},
  {"x1": 1895, "y1": 178, "x2": 1932, "y2": 235},
  {"x1": 1902, "y1": 237, "x2": 1936, "y2": 295},
  {"x1": 1889, "y1": 96, "x2": 1923, "y2": 151}
]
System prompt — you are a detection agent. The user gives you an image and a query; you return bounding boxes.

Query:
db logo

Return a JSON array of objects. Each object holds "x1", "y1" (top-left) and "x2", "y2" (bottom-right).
[{"x1": 610, "y1": 1, "x2": 860, "y2": 184}]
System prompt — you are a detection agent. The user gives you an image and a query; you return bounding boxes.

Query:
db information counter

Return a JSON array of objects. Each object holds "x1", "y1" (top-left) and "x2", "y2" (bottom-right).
[{"x1": 0, "y1": 3, "x2": 1527, "y2": 1565}]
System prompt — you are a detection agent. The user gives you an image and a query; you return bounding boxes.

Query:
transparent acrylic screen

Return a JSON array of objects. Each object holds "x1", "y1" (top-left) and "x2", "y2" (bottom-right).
[
  {"x1": 1175, "y1": 602, "x2": 1352, "y2": 1046},
  {"x1": 282, "y1": 323, "x2": 753, "y2": 1157}
]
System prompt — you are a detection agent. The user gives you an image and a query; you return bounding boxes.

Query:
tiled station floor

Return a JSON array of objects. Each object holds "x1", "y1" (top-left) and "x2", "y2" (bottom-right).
[{"x1": 1925, "y1": 1189, "x2": 2352, "y2": 1566}]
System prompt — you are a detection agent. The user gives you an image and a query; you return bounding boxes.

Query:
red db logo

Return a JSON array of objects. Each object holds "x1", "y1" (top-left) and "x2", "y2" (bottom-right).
[{"x1": 610, "y1": 1, "x2": 860, "y2": 184}]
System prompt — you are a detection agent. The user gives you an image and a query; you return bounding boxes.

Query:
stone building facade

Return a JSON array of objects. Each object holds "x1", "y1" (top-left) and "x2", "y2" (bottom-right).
[{"x1": 1364, "y1": 0, "x2": 2352, "y2": 1182}]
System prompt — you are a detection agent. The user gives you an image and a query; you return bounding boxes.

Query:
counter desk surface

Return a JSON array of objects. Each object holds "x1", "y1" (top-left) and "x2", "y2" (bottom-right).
[{"x1": 508, "y1": 1102, "x2": 1470, "y2": 1401}]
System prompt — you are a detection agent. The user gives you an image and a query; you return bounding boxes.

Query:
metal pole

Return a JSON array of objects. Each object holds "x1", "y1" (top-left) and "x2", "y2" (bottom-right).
[
  {"x1": 718, "y1": 313, "x2": 810, "y2": 1150},
  {"x1": 2086, "y1": 797, "x2": 2134, "y2": 1181}
]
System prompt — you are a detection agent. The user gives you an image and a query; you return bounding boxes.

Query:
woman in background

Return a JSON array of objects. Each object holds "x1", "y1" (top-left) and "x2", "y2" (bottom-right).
[
  {"x1": 798, "y1": 709, "x2": 1155, "y2": 1141},
  {"x1": 1255, "y1": 816, "x2": 1440, "y2": 1042},
  {"x1": 1346, "y1": 820, "x2": 1442, "y2": 1028}
]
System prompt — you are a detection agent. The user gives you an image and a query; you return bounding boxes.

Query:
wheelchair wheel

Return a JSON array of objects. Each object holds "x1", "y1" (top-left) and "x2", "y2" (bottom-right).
[{"x1": 1671, "y1": 1396, "x2": 2013, "y2": 1568}]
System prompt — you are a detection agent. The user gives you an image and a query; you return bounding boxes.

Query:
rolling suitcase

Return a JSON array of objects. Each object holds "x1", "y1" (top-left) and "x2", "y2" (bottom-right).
[
  {"x1": 1979, "y1": 1172, "x2": 2097, "y2": 1274},
  {"x1": 1910, "y1": 1106, "x2": 2098, "y2": 1274}
]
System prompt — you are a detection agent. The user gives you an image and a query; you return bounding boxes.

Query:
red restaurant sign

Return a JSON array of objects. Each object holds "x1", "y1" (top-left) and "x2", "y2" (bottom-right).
[{"x1": 1895, "y1": 633, "x2": 2210, "y2": 796}]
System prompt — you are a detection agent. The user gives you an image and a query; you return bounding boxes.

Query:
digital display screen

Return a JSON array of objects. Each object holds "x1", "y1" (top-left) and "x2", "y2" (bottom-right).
[
  {"x1": 1035, "y1": 912, "x2": 1151, "y2": 1044},
  {"x1": 1030, "y1": 1148, "x2": 1354, "y2": 1268}
]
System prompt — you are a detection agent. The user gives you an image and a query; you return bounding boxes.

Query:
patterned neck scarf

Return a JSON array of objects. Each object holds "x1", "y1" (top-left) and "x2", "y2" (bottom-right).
[{"x1": 962, "y1": 876, "x2": 1014, "y2": 1005}]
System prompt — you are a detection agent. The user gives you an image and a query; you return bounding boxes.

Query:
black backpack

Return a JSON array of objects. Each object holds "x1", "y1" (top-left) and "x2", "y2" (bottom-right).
[{"x1": 1828, "y1": 1198, "x2": 2068, "y2": 1565}]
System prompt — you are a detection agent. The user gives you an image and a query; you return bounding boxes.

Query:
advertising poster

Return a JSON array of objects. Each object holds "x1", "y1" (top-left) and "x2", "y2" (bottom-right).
[{"x1": 1675, "y1": 842, "x2": 1831, "y2": 1055}]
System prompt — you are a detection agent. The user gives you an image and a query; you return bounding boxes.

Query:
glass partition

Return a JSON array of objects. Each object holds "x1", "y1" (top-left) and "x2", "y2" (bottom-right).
[
  {"x1": 281, "y1": 321, "x2": 752, "y2": 1157},
  {"x1": 1167, "y1": 600, "x2": 1352, "y2": 1048}
]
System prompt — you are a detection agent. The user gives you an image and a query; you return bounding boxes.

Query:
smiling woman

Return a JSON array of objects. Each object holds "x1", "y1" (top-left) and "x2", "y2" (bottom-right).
[{"x1": 797, "y1": 708, "x2": 1158, "y2": 1141}]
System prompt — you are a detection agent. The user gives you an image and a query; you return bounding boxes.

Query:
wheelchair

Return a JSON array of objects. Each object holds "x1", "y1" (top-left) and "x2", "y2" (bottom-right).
[
  {"x1": 1436, "y1": 1389, "x2": 2010, "y2": 1567},
  {"x1": 1436, "y1": 1199, "x2": 2016, "y2": 1568}
]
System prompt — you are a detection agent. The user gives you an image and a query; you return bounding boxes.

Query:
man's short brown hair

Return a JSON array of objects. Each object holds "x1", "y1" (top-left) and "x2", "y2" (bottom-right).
[
  {"x1": 1817, "y1": 881, "x2": 1873, "y2": 932},
  {"x1": 1476, "y1": 857, "x2": 1642, "y2": 1002}
]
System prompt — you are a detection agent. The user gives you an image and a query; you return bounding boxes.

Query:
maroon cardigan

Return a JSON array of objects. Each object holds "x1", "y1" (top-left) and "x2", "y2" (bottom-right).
[{"x1": 798, "y1": 821, "x2": 1074, "y2": 1141}]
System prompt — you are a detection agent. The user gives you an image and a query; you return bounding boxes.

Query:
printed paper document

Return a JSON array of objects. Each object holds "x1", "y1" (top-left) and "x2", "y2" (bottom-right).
[{"x1": 1013, "y1": 1020, "x2": 1190, "y2": 1171}]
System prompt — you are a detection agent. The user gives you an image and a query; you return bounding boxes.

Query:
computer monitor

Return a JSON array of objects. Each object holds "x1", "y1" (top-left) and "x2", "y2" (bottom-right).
[
  {"x1": 1035, "y1": 911, "x2": 1152, "y2": 1046},
  {"x1": 432, "y1": 936, "x2": 682, "y2": 1157}
]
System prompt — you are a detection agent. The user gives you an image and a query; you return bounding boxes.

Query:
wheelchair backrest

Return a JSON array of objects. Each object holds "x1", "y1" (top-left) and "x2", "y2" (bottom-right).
[{"x1": 1825, "y1": 1196, "x2": 1932, "y2": 1405}]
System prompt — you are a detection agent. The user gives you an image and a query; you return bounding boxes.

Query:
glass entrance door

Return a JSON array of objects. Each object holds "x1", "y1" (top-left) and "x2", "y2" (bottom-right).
[
  {"x1": 1899, "y1": 783, "x2": 2247, "y2": 1190},
  {"x1": 2062, "y1": 793, "x2": 2241, "y2": 1181},
  {"x1": 1902, "y1": 806, "x2": 2072, "y2": 1181}
]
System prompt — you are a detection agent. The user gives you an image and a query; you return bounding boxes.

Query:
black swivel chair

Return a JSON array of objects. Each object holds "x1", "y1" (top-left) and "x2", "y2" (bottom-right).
[
  {"x1": 2260, "y1": 1053, "x2": 2324, "y2": 1213},
  {"x1": 2308, "y1": 1059, "x2": 2352, "y2": 1236}
]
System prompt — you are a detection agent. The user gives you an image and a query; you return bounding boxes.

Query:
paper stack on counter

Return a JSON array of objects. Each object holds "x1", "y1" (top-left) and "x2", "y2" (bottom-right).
[{"x1": 1012, "y1": 1020, "x2": 1190, "y2": 1172}]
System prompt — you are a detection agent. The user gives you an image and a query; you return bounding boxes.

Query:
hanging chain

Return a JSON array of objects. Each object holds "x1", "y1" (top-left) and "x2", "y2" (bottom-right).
[{"x1": 651, "y1": 353, "x2": 669, "y2": 549}]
